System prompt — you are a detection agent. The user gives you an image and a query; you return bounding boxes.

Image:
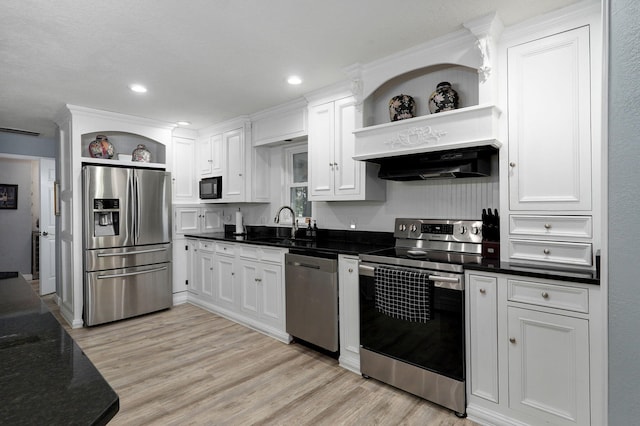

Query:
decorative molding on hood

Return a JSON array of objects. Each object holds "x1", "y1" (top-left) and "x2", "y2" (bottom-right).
[{"x1": 353, "y1": 105, "x2": 501, "y2": 161}]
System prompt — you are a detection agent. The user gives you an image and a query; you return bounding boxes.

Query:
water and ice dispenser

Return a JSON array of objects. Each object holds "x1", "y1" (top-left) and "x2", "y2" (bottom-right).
[{"x1": 93, "y1": 198, "x2": 120, "y2": 236}]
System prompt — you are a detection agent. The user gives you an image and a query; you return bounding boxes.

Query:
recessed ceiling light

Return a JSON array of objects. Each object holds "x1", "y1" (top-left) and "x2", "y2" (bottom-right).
[
  {"x1": 287, "y1": 75, "x2": 302, "y2": 85},
  {"x1": 129, "y1": 84, "x2": 147, "y2": 93},
  {"x1": 177, "y1": 121, "x2": 191, "y2": 126}
]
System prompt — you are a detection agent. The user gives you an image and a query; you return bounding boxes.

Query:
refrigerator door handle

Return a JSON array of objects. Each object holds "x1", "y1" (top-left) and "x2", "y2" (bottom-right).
[
  {"x1": 97, "y1": 266, "x2": 168, "y2": 280},
  {"x1": 134, "y1": 173, "x2": 140, "y2": 243},
  {"x1": 97, "y1": 247, "x2": 168, "y2": 257}
]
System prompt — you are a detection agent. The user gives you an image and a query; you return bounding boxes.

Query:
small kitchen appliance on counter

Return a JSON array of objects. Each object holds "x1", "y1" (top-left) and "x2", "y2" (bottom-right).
[{"x1": 358, "y1": 218, "x2": 483, "y2": 417}]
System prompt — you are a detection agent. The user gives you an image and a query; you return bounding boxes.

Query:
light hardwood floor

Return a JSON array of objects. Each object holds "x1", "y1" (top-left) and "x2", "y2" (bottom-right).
[{"x1": 43, "y1": 294, "x2": 477, "y2": 425}]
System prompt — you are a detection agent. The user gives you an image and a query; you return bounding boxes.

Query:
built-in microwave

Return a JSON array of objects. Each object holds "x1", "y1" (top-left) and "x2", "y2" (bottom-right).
[{"x1": 199, "y1": 176, "x2": 222, "y2": 199}]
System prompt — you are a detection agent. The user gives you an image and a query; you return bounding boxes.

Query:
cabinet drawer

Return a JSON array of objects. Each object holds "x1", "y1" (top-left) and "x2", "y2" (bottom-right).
[
  {"x1": 508, "y1": 239, "x2": 592, "y2": 267},
  {"x1": 216, "y1": 242, "x2": 235, "y2": 256},
  {"x1": 261, "y1": 247, "x2": 285, "y2": 263},
  {"x1": 198, "y1": 241, "x2": 214, "y2": 252},
  {"x1": 238, "y1": 244, "x2": 260, "y2": 260},
  {"x1": 508, "y1": 278, "x2": 589, "y2": 313},
  {"x1": 509, "y1": 215, "x2": 592, "y2": 239}
]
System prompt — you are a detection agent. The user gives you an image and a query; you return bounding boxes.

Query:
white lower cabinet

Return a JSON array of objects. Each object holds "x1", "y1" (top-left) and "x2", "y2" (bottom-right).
[
  {"x1": 507, "y1": 306, "x2": 589, "y2": 426},
  {"x1": 186, "y1": 239, "x2": 288, "y2": 342},
  {"x1": 465, "y1": 271, "x2": 600, "y2": 426},
  {"x1": 197, "y1": 241, "x2": 215, "y2": 301},
  {"x1": 338, "y1": 255, "x2": 360, "y2": 373},
  {"x1": 214, "y1": 252, "x2": 237, "y2": 312}
]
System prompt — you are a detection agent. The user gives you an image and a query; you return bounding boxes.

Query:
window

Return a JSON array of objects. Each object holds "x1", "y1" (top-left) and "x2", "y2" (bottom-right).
[{"x1": 284, "y1": 144, "x2": 311, "y2": 219}]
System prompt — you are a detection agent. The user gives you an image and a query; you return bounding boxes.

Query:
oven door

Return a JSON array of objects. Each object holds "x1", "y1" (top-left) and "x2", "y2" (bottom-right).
[{"x1": 358, "y1": 262, "x2": 465, "y2": 381}]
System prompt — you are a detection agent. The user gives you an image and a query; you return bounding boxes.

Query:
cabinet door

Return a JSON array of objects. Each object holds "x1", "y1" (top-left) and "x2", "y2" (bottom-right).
[
  {"x1": 189, "y1": 244, "x2": 201, "y2": 295},
  {"x1": 507, "y1": 307, "x2": 590, "y2": 425},
  {"x1": 172, "y1": 136, "x2": 196, "y2": 202},
  {"x1": 175, "y1": 207, "x2": 200, "y2": 235},
  {"x1": 308, "y1": 101, "x2": 335, "y2": 199},
  {"x1": 172, "y1": 238, "x2": 189, "y2": 294},
  {"x1": 508, "y1": 26, "x2": 591, "y2": 211},
  {"x1": 238, "y1": 259, "x2": 260, "y2": 317},
  {"x1": 259, "y1": 263, "x2": 283, "y2": 329},
  {"x1": 223, "y1": 128, "x2": 245, "y2": 201},
  {"x1": 201, "y1": 209, "x2": 222, "y2": 232},
  {"x1": 338, "y1": 255, "x2": 360, "y2": 371},
  {"x1": 333, "y1": 97, "x2": 362, "y2": 198},
  {"x1": 185, "y1": 239, "x2": 197, "y2": 294},
  {"x1": 215, "y1": 254, "x2": 237, "y2": 311},
  {"x1": 198, "y1": 246, "x2": 215, "y2": 301},
  {"x1": 468, "y1": 274, "x2": 499, "y2": 403},
  {"x1": 197, "y1": 135, "x2": 214, "y2": 178}
]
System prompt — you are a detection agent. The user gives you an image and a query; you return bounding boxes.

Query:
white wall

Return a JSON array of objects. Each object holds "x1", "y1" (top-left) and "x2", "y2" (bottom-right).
[
  {"x1": 0, "y1": 157, "x2": 35, "y2": 274},
  {"x1": 608, "y1": 0, "x2": 640, "y2": 423}
]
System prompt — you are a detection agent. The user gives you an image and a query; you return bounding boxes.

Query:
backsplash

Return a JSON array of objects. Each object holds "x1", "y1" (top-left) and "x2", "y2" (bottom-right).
[{"x1": 313, "y1": 176, "x2": 499, "y2": 232}]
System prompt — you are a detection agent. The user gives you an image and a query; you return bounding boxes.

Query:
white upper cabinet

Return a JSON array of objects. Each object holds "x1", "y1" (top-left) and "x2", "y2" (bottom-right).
[
  {"x1": 308, "y1": 96, "x2": 385, "y2": 201},
  {"x1": 507, "y1": 26, "x2": 592, "y2": 211},
  {"x1": 251, "y1": 98, "x2": 308, "y2": 147},
  {"x1": 171, "y1": 135, "x2": 197, "y2": 203},
  {"x1": 197, "y1": 118, "x2": 269, "y2": 203},
  {"x1": 197, "y1": 133, "x2": 222, "y2": 178}
]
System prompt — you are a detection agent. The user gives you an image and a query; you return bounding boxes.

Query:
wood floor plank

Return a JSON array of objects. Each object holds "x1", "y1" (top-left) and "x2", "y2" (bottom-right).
[{"x1": 43, "y1": 297, "x2": 477, "y2": 425}]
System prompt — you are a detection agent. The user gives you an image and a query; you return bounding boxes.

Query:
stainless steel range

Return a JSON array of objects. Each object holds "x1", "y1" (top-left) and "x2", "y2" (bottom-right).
[{"x1": 358, "y1": 218, "x2": 483, "y2": 417}]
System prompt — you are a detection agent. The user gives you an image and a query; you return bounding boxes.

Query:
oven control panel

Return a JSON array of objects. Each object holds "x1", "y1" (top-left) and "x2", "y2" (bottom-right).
[{"x1": 394, "y1": 218, "x2": 483, "y2": 243}]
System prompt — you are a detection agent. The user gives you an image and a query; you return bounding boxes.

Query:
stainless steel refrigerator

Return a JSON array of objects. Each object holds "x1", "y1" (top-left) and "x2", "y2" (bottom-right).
[{"x1": 82, "y1": 165, "x2": 172, "y2": 326}]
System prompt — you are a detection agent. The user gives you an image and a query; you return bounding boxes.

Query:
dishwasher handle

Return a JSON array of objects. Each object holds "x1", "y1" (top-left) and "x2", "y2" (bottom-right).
[{"x1": 289, "y1": 261, "x2": 321, "y2": 270}]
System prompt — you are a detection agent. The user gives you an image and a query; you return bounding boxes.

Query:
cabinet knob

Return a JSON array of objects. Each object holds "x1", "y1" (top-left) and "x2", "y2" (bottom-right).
[
  {"x1": 543, "y1": 248, "x2": 551, "y2": 255},
  {"x1": 479, "y1": 288, "x2": 486, "y2": 294},
  {"x1": 544, "y1": 223, "x2": 552, "y2": 229},
  {"x1": 509, "y1": 337, "x2": 516, "y2": 344},
  {"x1": 329, "y1": 163, "x2": 333, "y2": 167},
  {"x1": 208, "y1": 159, "x2": 213, "y2": 163},
  {"x1": 541, "y1": 291, "x2": 549, "y2": 299},
  {"x1": 509, "y1": 162, "x2": 516, "y2": 167},
  {"x1": 348, "y1": 268, "x2": 353, "y2": 273},
  {"x1": 333, "y1": 162, "x2": 338, "y2": 167}
]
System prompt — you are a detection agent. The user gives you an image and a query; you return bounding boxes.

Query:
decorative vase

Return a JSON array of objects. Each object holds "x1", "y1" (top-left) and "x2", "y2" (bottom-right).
[
  {"x1": 131, "y1": 144, "x2": 151, "y2": 162},
  {"x1": 389, "y1": 94, "x2": 416, "y2": 121},
  {"x1": 88, "y1": 135, "x2": 115, "y2": 159},
  {"x1": 428, "y1": 82, "x2": 459, "y2": 114}
]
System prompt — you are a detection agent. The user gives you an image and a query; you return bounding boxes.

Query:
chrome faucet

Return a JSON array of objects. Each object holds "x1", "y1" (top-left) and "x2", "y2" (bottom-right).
[{"x1": 274, "y1": 206, "x2": 297, "y2": 238}]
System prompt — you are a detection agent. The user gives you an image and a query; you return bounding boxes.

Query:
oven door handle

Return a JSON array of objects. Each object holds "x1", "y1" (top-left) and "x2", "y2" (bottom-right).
[
  {"x1": 428, "y1": 275, "x2": 459, "y2": 283},
  {"x1": 359, "y1": 264, "x2": 376, "y2": 277}
]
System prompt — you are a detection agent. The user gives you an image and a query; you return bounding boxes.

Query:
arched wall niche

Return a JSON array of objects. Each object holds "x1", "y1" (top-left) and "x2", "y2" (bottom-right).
[
  {"x1": 363, "y1": 63, "x2": 479, "y2": 127},
  {"x1": 81, "y1": 131, "x2": 166, "y2": 164}
]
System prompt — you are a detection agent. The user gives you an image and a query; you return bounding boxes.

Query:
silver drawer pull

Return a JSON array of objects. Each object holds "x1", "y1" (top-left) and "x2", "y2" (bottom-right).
[
  {"x1": 509, "y1": 337, "x2": 516, "y2": 344},
  {"x1": 541, "y1": 291, "x2": 549, "y2": 299},
  {"x1": 97, "y1": 247, "x2": 167, "y2": 257},
  {"x1": 544, "y1": 223, "x2": 552, "y2": 229},
  {"x1": 479, "y1": 288, "x2": 486, "y2": 294},
  {"x1": 97, "y1": 266, "x2": 168, "y2": 279},
  {"x1": 543, "y1": 248, "x2": 551, "y2": 255}
]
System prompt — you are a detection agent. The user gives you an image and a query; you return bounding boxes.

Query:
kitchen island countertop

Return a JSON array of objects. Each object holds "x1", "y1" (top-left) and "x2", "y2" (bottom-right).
[{"x1": 0, "y1": 274, "x2": 119, "y2": 425}]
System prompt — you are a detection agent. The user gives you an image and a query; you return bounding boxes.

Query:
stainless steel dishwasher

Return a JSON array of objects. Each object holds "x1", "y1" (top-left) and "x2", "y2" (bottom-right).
[{"x1": 285, "y1": 251, "x2": 339, "y2": 352}]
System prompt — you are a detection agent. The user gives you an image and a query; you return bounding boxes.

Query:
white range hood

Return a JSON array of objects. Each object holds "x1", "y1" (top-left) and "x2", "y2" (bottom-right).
[{"x1": 353, "y1": 104, "x2": 501, "y2": 161}]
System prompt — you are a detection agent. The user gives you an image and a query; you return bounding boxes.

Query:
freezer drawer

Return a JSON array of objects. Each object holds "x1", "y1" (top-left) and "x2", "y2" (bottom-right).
[
  {"x1": 84, "y1": 262, "x2": 172, "y2": 326},
  {"x1": 85, "y1": 243, "x2": 172, "y2": 272}
]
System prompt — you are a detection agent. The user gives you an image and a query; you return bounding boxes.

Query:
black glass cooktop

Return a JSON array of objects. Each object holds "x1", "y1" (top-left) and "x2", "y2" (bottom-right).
[{"x1": 360, "y1": 246, "x2": 483, "y2": 272}]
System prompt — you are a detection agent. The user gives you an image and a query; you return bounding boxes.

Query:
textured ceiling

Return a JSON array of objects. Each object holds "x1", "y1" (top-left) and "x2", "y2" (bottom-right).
[{"x1": 0, "y1": 0, "x2": 582, "y2": 139}]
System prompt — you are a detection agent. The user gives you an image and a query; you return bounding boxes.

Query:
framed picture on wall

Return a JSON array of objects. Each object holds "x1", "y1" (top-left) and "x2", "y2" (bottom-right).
[{"x1": 0, "y1": 184, "x2": 18, "y2": 209}]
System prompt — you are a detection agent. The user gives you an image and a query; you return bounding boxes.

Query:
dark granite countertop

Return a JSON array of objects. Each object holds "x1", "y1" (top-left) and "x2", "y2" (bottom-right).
[
  {"x1": 0, "y1": 274, "x2": 119, "y2": 425},
  {"x1": 464, "y1": 260, "x2": 600, "y2": 285},
  {"x1": 186, "y1": 225, "x2": 395, "y2": 257}
]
